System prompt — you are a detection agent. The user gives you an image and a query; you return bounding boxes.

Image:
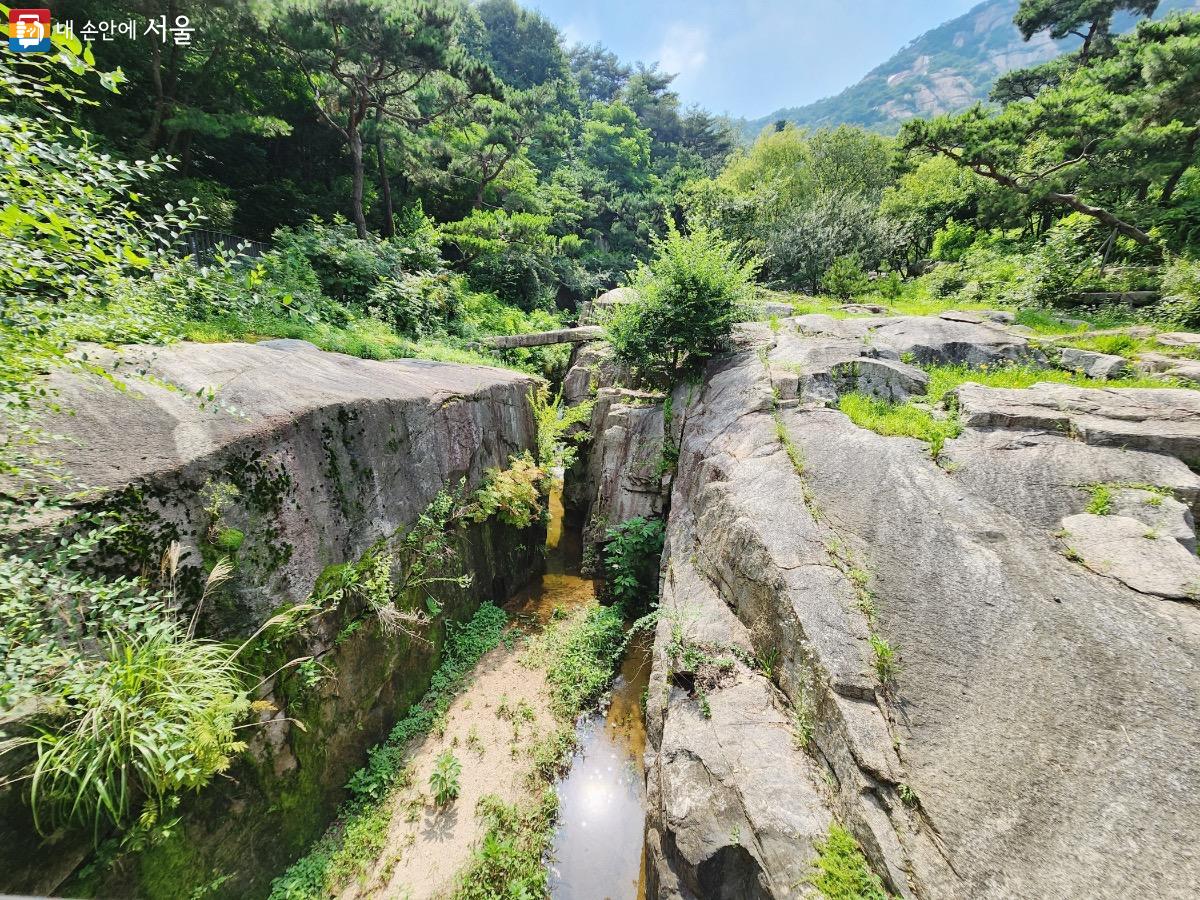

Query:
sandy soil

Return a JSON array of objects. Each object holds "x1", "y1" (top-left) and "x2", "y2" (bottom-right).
[{"x1": 339, "y1": 639, "x2": 556, "y2": 900}]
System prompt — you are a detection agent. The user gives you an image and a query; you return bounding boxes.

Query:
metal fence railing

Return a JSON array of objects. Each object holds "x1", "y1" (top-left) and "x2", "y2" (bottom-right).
[{"x1": 178, "y1": 228, "x2": 270, "y2": 263}]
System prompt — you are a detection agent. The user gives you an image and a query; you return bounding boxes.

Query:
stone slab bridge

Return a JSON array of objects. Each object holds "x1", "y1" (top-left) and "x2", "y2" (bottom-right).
[{"x1": 482, "y1": 325, "x2": 604, "y2": 349}]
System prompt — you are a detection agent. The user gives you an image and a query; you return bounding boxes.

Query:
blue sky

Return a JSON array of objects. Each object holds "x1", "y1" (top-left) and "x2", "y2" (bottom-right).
[{"x1": 529, "y1": 0, "x2": 983, "y2": 119}]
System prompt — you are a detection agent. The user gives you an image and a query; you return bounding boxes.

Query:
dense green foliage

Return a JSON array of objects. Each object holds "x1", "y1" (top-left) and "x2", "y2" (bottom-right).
[
  {"x1": 607, "y1": 226, "x2": 757, "y2": 377},
  {"x1": 452, "y1": 790, "x2": 559, "y2": 899},
  {"x1": 525, "y1": 604, "x2": 626, "y2": 719},
  {"x1": 56, "y1": 0, "x2": 736, "y2": 309},
  {"x1": 688, "y1": 3, "x2": 1200, "y2": 325},
  {"x1": 602, "y1": 517, "x2": 667, "y2": 614}
]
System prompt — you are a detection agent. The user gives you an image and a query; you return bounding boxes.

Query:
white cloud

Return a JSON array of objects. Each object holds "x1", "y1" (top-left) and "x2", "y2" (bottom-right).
[
  {"x1": 656, "y1": 23, "x2": 709, "y2": 83},
  {"x1": 559, "y1": 21, "x2": 587, "y2": 48}
]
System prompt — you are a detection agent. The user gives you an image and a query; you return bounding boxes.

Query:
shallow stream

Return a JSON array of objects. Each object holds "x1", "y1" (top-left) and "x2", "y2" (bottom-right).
[{"x1": 505, "y1": 489, "x2": 649, "y2": 900}]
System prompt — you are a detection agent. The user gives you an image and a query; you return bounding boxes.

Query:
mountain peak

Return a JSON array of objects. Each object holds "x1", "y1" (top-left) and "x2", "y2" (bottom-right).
[{"x1": 742, "y1": 0, "x2": 1198, "y2": 137}]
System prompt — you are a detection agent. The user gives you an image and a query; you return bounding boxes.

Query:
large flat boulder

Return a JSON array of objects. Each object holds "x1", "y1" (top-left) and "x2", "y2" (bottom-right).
[
  {"x1": 869, "y1": 316, "x2": 1036, "y2": 365},
  {"x1": 791, "y1": 313, "x2": 1037, "y2": 366},
  {"x1": 37, "y1": 341, "x2": 538, "y2": 631},
  {"x1": 766, "y1": 330, "x2": 928, "y2": 405}
]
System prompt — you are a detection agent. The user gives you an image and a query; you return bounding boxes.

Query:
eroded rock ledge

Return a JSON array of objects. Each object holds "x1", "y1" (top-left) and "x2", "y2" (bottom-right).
[
  {"x1": 569, "y1": 313, "x2": 1200, "y2": 899},
  {"x1": 2, "y1": 341, "x2": 543, "y2": 898}
]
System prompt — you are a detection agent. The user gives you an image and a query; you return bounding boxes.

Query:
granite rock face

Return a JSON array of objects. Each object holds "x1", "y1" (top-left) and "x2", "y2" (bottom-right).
[
  {"x1": 1057, "y1": 346, "x2": 1131, "y2": 379},
  {"x1": 572, "y1": 315, "x2": 1200, "y2": 899},
  {"x1": 1060, "y1": 513, "x2": 1200, "y2": 600},
  {"x1": 955, "y1": 381, "x2": 1200, "y2": 466},
  {"x1": 37, "y1": 341, "x2": 539, "y2": 633},
  {"x1": 793, "y1": 312, "x2": 1041, "y2": 367},
  {"x1": 560, "y1": 340, "x2": 672, "y2": 562},
  {"x1": 3, "y1": 342, "x2": 543, "y2": 898}
]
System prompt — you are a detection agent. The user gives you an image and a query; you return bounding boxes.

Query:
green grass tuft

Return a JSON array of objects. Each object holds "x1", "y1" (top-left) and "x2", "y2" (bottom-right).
[
  {"x1": 868, "y1": 633, "x2": 899, "y2": 685},
  {"x1": 1087, "y1": 484, "x2": 1114, "y2": 516},
  {"x1": 923, "y1": 363, "x2": 1173, "y2": 399},
  {"x1": 810, "y1": 823, "x2": 891, "y2": 900},
  {"x1": 213, "y1": 527, "x2": 245, "y2": 552},
  {"x1": 183, "y1": 313, "x2": 535, "y2": 373},
  {"x1": 837, "y1": 393, "x2": 961, "y2": 458}
]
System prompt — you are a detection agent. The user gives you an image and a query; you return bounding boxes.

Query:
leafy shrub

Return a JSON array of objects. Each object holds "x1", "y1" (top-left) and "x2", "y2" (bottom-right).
[
  {"x1": 821, "y1": 254, "x2": 870, "y2": 299},
  {"x1": 607, "y1": 226, "x2": 758, "y2": 378},
  {"x1": 119, "y1": 244, "x2": 345, "y2": 333},
  {"x1": 873, "y1": 271, "x2": 904, "y2": 300},
  {"x1": 429, "y1": 751, "x2": 462, "y2": 806},
  {"x1": 930, "y1": 220, "x2": 979, "y2": 262},
  {"x1": 470, "y1": 455, "x2": 545, "y2": 529},
  {"x1": 368, "y1": 269, "x2": 462, "y2": 336},
  {"x1": 439, "y1": 208, "x2": 562, "y2": 310},
  {"x1": 1156, "y1": 256, "x2": 1200, "y2": 328},
  {"x1": 602, "y1": 517, "x2": 666, "y2": 614},
  {"x1": 271, "y1": 214, "x2": 442, "y2": 325},
  {"x1": 763, "y1": 191, "x2": 909, "y2": 293}
]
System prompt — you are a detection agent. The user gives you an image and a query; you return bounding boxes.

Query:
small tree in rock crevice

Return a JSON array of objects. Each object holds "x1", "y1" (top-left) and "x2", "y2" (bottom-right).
[
  {"x1": 606, "y1": 225, "x2": 758, "y2": 381},
  {"x1": 602, "y1": 517, "x2": 666, "y2": 615}
]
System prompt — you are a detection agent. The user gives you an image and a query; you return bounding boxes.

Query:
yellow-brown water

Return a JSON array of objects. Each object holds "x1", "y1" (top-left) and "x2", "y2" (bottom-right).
[
  {"x1": 504, "y1": 487, "x2": 650, "y2": 900},
  {"x1": 547, "y1": 630, "x2": 650, "y2": 900}
]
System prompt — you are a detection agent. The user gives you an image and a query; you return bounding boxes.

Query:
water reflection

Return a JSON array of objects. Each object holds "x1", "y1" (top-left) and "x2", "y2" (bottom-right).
[
  {"x1": 548, "y1": 631, "x2": 651, "y2": 900},
  {"x1": 505, "y1": 485, "x2": 650, "y2": 899}
]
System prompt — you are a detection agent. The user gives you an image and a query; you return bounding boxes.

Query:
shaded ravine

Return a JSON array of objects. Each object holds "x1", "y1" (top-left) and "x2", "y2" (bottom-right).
[{"x1": 505, "y1": 488, "x2": 650, "y2": 900}]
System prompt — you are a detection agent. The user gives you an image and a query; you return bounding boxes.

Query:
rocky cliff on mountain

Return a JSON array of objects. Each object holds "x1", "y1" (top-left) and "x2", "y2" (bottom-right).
[{"x1": 743, "y1": 0, "x2": 1200, "y2": 135}]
